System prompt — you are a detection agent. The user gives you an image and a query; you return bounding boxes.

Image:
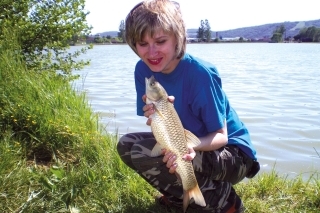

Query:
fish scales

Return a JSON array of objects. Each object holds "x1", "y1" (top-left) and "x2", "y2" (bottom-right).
[
  {"x1": 145, "y1": 75, "x2": 206, "y2": 212},
  {"x1": 151, "y1": 97, "x2": 197, "y2": 189}
]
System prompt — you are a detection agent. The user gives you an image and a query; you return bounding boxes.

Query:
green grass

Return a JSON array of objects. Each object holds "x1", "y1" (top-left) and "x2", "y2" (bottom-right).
[
  {"x1": 0, "y1": 33, "x2": 319, "y2": 213},
  {"x1": 236, "y1": 171, "x2": 320, "y2": 213}
]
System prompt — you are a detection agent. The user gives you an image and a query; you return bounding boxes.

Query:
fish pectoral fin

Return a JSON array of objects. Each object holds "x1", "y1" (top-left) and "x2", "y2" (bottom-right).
[
  {"x1": 146, "y1": 97, "x2": 152, "y2": 105},
  {"x1": 150, "y1": 143, "x2": 165, "y2": 157},
  {"x1": 154, "y1": 107, "x2": 166, "y2": 119},
  {"x1": 184, "y1": 129, "x2": 201, "y2": 147}
]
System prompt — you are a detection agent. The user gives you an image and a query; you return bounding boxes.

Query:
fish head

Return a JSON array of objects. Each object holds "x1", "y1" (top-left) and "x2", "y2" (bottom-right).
[{"x1": 145, "y1": 75, "x2": 168, "y2": 101}]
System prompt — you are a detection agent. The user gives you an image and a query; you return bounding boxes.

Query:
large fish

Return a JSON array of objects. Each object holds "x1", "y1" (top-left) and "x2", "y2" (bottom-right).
[{"x1": 145, "y1": 75, "x2": 206, "y2": 212}]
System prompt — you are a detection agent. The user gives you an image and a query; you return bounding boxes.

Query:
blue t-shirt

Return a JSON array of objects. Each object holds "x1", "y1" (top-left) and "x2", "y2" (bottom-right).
[{"x1": 135, "y1": 53, "x2": 257, "y2": 160}]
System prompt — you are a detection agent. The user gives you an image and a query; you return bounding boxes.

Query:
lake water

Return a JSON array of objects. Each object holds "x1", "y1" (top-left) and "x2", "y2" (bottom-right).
[{"x1": 72, "y1": 43, "x2": 320, "y2": 179}]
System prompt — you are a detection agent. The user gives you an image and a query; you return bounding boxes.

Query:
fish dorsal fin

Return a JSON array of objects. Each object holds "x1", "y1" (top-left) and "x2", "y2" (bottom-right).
[
  {"x1": 150, "y1": 142, "x2": 165, "y2": 157},
  {"x1": 185, "y1": 129, "x2": 201, "y2": 147}
]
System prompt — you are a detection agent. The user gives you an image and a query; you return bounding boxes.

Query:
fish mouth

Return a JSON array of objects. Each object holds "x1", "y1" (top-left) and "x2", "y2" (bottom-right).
[
  {"x1": 145, "y1": 76, "x2": 159, "y2": 102},
  {"x1": 149, "y1": 75, "x2": 156, "y2": 82},
  {"x1": 145, "y1": 76, "x2": 157, "y2": 87}
]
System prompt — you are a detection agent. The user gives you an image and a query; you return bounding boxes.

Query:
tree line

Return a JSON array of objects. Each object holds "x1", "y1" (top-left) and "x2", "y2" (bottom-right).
[
  {"x1": 271, "y1": 24, "x2": 320, "y2": 42},
  {"x1": 293, "y1": 26, "x2": 320, "y2": 42},
  {"x1": 91, "y1": 17, "x2": 320, "y2": 44},
  {"x1": 114, "y1": 19, "x2": 213, "y2": 43},
  {"x1": 116, "y1": 19, "x2": 320, "y2": 43}
]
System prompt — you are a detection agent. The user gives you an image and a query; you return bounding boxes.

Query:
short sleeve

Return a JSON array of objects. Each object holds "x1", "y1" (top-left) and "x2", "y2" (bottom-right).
[{"x1": 190, "y1": 67, "x2": 226, "y2": 132}]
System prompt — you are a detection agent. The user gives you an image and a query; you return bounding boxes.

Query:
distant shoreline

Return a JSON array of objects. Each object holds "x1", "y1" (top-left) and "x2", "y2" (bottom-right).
[{"x1": 73, "y1": 41, "x2": 316, "y2": 46}]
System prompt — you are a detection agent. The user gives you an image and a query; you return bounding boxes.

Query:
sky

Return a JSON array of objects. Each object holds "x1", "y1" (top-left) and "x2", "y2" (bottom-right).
[{"x1": 85, "y1": 0, "x2": 320, "y2": 35}]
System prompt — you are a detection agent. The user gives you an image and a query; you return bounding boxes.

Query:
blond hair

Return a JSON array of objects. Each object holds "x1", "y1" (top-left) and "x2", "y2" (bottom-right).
[{"x1": 125, "y1": 0, "x2": 187, "y2": 59}]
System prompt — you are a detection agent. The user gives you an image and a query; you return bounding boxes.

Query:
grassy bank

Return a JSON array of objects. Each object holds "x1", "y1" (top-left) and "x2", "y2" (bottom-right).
[
  {"x1": 0, "y1": 34, "x2": 155, "y2": 212},
  {"x1": 0, "y1": 36, "x2": 319, "y2": 213}
]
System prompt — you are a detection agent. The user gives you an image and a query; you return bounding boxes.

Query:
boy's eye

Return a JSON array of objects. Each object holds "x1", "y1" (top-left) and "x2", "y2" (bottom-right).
[
  {"x1": 138, "y1": 42, "x2": 147, "y2": 47},
  {"x1": 157, "y1": 40, "x2": 166, "y2": 44}
]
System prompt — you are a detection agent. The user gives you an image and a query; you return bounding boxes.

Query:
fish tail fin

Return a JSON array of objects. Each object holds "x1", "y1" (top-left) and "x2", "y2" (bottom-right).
[
  {"x1": 182, "y1": 190, "x2": 190, "y2": 213},
  {"x1": 188, "y1": 184, "x2": 206, "y2": 207},
  {"x1": 182, "y1": 184, "x2": 206, "y2": 212}
]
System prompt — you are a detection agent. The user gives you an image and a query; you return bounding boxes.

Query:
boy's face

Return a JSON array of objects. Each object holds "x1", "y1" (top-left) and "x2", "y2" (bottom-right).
[{"x1": 136, "y1": 30, "x2": 180, "y2": 74}]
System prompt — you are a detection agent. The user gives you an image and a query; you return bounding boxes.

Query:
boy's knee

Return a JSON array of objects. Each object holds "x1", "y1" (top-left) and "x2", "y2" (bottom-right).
[
  {"x1": 116, "y1": 140, "x2": 123, "y2": 155},
  {"x1": 116, "y1": 134, "x2": 131, "y2": 156}
]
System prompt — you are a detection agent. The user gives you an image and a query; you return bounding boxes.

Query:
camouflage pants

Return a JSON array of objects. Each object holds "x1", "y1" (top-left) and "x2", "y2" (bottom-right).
[{"x1": 117, "y1": 132, "x2": 255, "y2": 212}]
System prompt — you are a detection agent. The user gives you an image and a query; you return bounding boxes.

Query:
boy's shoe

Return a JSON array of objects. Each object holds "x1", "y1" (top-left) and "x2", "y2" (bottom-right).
[
  {"x1": 223, "y1": 194, "x2": 245, "y2": 213},
  {"x1": 146, "y1": 195, "x2": 179, "y2": 213},
  {"x1": 155, "y1": 194, "x2": 183, "y2": 209}
]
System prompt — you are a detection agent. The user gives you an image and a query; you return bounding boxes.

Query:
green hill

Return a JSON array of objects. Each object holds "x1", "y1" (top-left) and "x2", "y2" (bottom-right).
[
  {"x1": 187, "y1": 19, "x2": 320, "y2": 39},
  {"x1": 99, "y1": 19, "x2": 320, "y2": 40}
]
